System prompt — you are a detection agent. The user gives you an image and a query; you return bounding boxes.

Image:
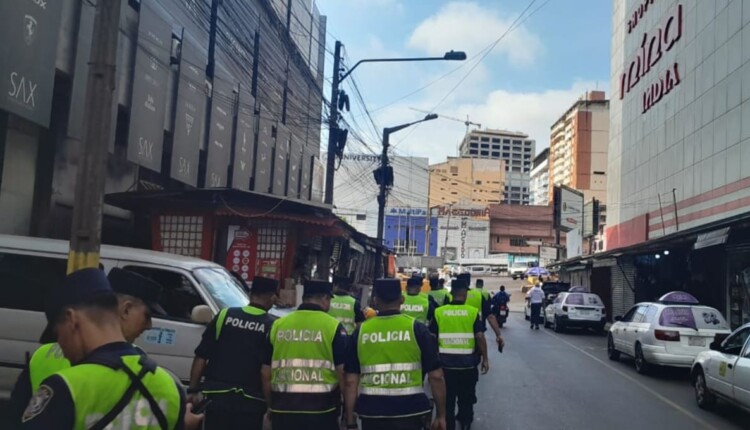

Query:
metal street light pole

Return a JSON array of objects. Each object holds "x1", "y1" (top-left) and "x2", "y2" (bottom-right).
[{"x1": 374, "y1": 114, "x2": 438, "y2": 278}]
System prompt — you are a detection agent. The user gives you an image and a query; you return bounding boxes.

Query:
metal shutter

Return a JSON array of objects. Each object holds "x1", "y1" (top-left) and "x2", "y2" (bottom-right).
[{"x1": 612, "y1": 258, "x2": 635, "y2": 317}]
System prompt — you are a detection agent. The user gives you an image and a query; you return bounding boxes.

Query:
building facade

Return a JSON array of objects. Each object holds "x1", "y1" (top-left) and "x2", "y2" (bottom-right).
[
  {"x1": 549, "y1": 91, "x2": 610, "y2": 203},
  {"x1": 458, "y1": 129, "x2": 535, "y2": 204},
  {"x1": 530, "y1": 148, "x2": 550, "y2": 205},
  {"x1": 564, "y1": 0, "x2": 750, "y2": 328},
  {"x1": 332, "y1": 153, "x2": 429, "y2": 238},
  {"x1": 489, "y1": 204, "x2": 561, "y2": 263},
  {"x1": 433, "y1": 204, "x2": 490, "y2": 260},
  {"x1": 383, "y1": 207, "x2": 437, "y2": 257},
  {"x1": 429, "y1": 157, "x2": 504, "y2": 208}
]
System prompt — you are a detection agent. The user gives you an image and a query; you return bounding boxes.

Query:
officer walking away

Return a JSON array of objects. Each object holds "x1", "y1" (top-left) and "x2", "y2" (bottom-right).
[
  {"x1": 265, "y1": 280, "x2": 348, "y2": 430},
  {"x1": 402, "y1": 276, "x2": 437, "y2": 325},
  {"x1": 9, "y1": 268, "x2": 170, "y2": 427},
  {"x1": 20, "y1": 268, "x2": 201, "y2": 429},
  {"x1": 329, "y1": 275, "x2": 366, "y2": 334},
  {"x1": 458, "y1": 273, "x2": 503, "y2": 350},
  {"x1": 344, "y1": 278, "x2": 447, "y2": 430},
  {"x1": 428, "y1": 276, "x2": 451, "y2": 307},
  {"x1": 526, "y1": 283, "x2": 545, "y2": 330},
  {"x1": 432, "y1": 279, "x2": 501, "y2": 430},
  {"x1": 189, "y1": 276, "x2": 279, "y2": 429},
  {"x1": 474, "y1": 279, "x2": 490, "y2": 301}
]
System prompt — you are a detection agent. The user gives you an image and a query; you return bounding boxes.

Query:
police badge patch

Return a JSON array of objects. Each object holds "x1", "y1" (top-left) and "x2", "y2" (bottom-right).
[{"x1": 22, "y1": 384, "x2": 54, "y2": 422}]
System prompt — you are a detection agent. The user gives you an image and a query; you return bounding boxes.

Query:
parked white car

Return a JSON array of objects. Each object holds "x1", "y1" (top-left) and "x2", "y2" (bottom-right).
[
  {"x1": 691, "y1": 323, "x2": 750, "y2": 412},
  {"x1": 544, "y1": 292, "x2": 607, "y2": 334},
  {"x1": 608, "y1": 292, "x2": 731, "y2": 374}
]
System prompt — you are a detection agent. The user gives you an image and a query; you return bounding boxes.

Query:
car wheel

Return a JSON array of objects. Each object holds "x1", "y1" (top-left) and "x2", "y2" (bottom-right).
[
  {"x1": 694, "y1": 369, "x2": 716, "y2": 409},
  {"x1": 553, "y1": 316, "x2": 565, "y2": 333},
  {"x1": 634, "y1": 343, "x2": 651, "y2": 375},
  {"x1": 607, "y1": 335, "x2": 620, "y2": 361}
]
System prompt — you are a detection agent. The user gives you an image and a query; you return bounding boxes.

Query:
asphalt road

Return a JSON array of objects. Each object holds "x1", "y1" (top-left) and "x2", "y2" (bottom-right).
[{"x1": 469, "y1": 311, "x2": 750, "y2": 430}]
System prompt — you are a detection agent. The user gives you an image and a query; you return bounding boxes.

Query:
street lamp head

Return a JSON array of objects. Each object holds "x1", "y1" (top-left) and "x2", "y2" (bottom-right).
[
  {"x1": 424, "y1": 113, "x2": 438, "y2": 121},
  {"x1": 443, "y1": 50, "x2": 467, "y2": 61}
]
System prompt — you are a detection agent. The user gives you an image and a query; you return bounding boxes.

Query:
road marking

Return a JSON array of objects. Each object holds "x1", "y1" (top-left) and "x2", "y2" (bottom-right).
[{"x1": 540, "y1": 328, "x2": 720, "y2": 430}]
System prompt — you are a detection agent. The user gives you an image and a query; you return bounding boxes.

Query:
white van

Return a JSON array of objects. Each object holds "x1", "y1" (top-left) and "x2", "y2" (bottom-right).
[{"x1": 0, "y1": 234, "x2": 250, "y2": 398}]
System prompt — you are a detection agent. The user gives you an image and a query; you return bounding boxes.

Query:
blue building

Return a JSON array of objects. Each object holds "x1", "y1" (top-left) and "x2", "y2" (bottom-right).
[{"x1": 384, "y1": 207, "x2": 438, "y2": 256}]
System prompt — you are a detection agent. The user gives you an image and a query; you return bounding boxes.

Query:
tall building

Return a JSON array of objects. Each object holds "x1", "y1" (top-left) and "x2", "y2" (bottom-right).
[
  {"x1": 530, "y1": 148, "x2": 550, "y2": 205},
  {"x1": 488, "y1": 204, "x2": 561, "y2": 264},
  {"x1": 331, "y1": 153, "x2": 429, "y2": 239},
  {"x1": 458, "y1": 129, "x2": 535, "y2": 204},
  {"x1": 548, "y1": 91, "x2": 610, "y2": 203},
  {"x1": 428, "y1": 157, "x2": 504, "y2": 208}
]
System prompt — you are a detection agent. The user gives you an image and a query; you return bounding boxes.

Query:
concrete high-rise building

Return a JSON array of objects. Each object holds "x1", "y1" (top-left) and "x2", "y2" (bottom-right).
[
  {"x1": 548, "y1": 91, "x2": 610, "y2": 203},
  {"x1": 530, "y1": 148, "x2": 550, "y2": 205},
  {"x1": 429, "y1": 157, "x2": 504, "y2": 208},
  {"x1": 458, "y1": 129, "x2": 535, "y2": 205}
]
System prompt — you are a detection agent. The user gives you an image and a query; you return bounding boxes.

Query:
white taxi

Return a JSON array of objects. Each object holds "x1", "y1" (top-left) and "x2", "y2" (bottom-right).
[
  {"x1": 608, "y1": 292, "x2": 731, "y2": 374},
  {"x1": 544, "y1": 291, "x2": 607, "y2": 334},
  {"x1": 691, "y1": 323, "x2": 750, "y2": 412}
]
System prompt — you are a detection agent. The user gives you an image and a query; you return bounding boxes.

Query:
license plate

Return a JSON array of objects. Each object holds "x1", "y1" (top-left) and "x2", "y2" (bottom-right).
[
  {"x1": 688, "y1": 337, "x2": 705, "y2": 347},
  {"x1": 577, "y1": 310, "x2": 591, "y2": 316}
]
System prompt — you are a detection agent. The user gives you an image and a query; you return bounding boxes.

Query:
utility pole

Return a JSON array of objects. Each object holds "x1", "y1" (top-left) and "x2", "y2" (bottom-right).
[
  {"x1": 67, "y1": 0, "x2": 122, "y2": 274},
  {"x1": 374, "y1": 129, "x2": 391, "y2": 278}
]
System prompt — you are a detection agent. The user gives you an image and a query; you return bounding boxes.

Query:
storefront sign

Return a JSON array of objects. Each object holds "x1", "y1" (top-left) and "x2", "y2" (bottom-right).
[
  {"x1": 619, "y1": 3, "x2": 683, "y2": 114},
  {"x1": 170, "y1": 36, "x2": 207, "y2": 186},
  {"x1": 437, "y1": 206, "x2": 489, "y2": 218},
  {"x1": 627, "y1": 0, "x2": 655, "y2": 34},
  {"x1": 389, "y1": 207, "x2": 428, "y2": 217},
  {"x1": 259, "y1": 259, "x2": 282, "y2": 280},
  {"x1": 231, "y1": 87, "x2": 256, "y2": 191},
  {"x1": 127, "y1": 3, "x2": 172, "y2": 172},
  {"x1": 342, "y1": 154, "x2": 380, "y2": 163},
  {"x1": 205, "y1": 74, "x2": 235, "y2": 187},
  {"x1": 0, "y1": 0, "x2": 63, "y2": 126},
  {"x1": 460, "y1": 218, "x2": 468, "y2": 259}
]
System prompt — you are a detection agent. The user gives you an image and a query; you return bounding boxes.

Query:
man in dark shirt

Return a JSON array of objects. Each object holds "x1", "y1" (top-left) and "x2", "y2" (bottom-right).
[
  {"x1": 189, "y1": 276, "x2": 279, "y2": 429},
  {"x1": 264, "y1": 280, "x2": 348, "y2": 430},
  {"x1": 345, "y1": 278, "x2": 446, "y2": 430}
]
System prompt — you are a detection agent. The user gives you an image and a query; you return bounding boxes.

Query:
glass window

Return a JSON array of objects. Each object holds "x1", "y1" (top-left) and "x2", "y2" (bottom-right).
[
  {"x1": 565, "y1": 294, "x2": 584, "y2": 305},
  {"x1": 491, "y1": 152, "x2": 500, "y2": 157},
  {"x1": 658, "y1": 306, "x2": 730, "y2": 330},
  {"x1": 194, "y1": 267, "x2": 249, "y2": 309},
  {"x1": 124, "y1": 266, "x2": 207, "y2": 322},
  {"x1": 722, "y1": 328, "x2": 750, "y2": 356},
  {"x1": 621, "y1": 306, "x2": 639, "y2": 322},
  {"x1": 643, "y1": 305, "x2": 658, "y2": 323},
  {"x1": 470, "y1": 143, "x2": 478, "y2": 148},
  {"x1": 0, "y1": 253, "x2": 67, "y2": 312},
  {"x1": 356, "y1": 214, "x2": 367, "y2": 220},
  {"x1": 633, "y1": 306, "x2": 649, "y2": 322},
  {"x1": 480, "y1": 151, "x2": 489, "y2": 156},
  {"x1": 480, "y1": 137, "x2": 490, "y2": 142},
  {"x1": 491, "y1": 138, "x2": 501, "y2": 143},
  {"x1": 480, "y1": 144, "x2": 489, "y2": 148}
]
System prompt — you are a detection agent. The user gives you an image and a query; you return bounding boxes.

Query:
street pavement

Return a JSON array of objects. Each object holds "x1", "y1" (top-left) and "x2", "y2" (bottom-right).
[{"x1": 468, "y1": 307, "x2": 749, "y2": 429}]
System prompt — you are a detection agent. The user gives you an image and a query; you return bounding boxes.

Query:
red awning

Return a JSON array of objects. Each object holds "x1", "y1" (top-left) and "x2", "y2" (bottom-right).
[{"x1": 215, "y1": 206, "x2": 337, "y2": 227}]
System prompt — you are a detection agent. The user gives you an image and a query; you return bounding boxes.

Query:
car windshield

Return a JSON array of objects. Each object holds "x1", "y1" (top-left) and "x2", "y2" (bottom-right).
[
  {"x1": 193, "y1": 267, "x2": 250, "y2": 309},
  {"x1": 658, "y1": 306, "x2": 730, "y2": 330}
]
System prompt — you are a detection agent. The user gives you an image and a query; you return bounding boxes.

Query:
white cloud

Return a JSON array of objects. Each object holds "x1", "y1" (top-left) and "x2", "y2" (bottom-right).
[
  {"x1": 407, "y1": 2, "x2": 543, "y2": 68},
  {"x1": 383, "y1": 80, "x2": 610, "y2": 163}
]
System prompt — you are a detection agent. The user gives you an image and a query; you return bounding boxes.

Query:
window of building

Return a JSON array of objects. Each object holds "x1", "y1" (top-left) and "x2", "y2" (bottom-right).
[
  {"x1": 502, "y1": 152, "x2": 510, "y2": 158},
  {"x1": 512, "y1": 167, "x2": 521, "y2": 172},
  {"x1": 594, "y1": 171, "x2": 606, "y2": 175},
  {"x1": 480, "y1": 151, "x2": 489, "y2": 156},
  {"x1": 491, "y1": 138, "x2": 501, "y2": 143},
  {"x1": 495, "y1": 236, "x2": 500, "y2": 244},
  {"x1": 522, "y1": 187, "x2": 528, "y2": 192},
  {"x1": 451, "y1": 191, "x2": 458, "y2": 195},
  {"x1": 470, "y1": 143, "x2": 478, "y2": 148},
  {"x1": 503, "y1": 139, "x2": 510, "y2": 144},
  {"x1": 523, "y1": 167, "x2": 530, "y2": 173},
  {"x1": 480, "y1": 143, "x2": 489, "y2": 148},
  {"x1": 504, "y1": 165, "x2": 509, "y2": 171},
  {"x1": 481, "y1": 137, "x2": 490, "y2": 142},
  {"x1": 524, "y1": 147, "x2": 532, "y2": 152},
  {"x1": 441, "y1": 178, "x2": 447, "y2": 182},
  {"x1": 524, "y1": 154, "x2": 531, "y2": 159},
  {"x1": 394, "y1": 240, "x2": 418, "y2": 255},
  {"x1": 512, "y1": 140, "x2": 522, "y2": 145},
  {"x1": 491, "y1": 144, "x2": 500, "y2": 150},
  {"x1": 525, "y1": 140, "x2": 533, "y2": 146},
  {"x1": 510, "y1": 237, "x2": 527, "y2": 247},
  {"x1": 503, "y1": 146, "x2": 510, "y2": 151},
  {"x1": 450, "y1": 166, "x2": 458, "y2": 174},
  {"x1": 491, "y1": 152, "x2": 500, "y2": 158},
  {"x1": 511, "y1": 186, "x2": 521, "y2": 191},
  {"x1": 470, "y1": 136, "x2": 479, "y2": 141},
  {"x1": 476, "y1": 180, "x2": 482, "y2": 185},
  {"x1": 469, "y1": 149, "x2": 478, "y2": 155},
  {"x1": 356, "y1": 214, "x2": 367, "y2": 221}
]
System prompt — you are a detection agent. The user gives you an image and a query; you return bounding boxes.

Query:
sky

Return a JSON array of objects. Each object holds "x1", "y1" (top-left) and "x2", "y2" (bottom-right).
[{"x1": 315, "y1": 0, "x2": 613, "y2": 164}]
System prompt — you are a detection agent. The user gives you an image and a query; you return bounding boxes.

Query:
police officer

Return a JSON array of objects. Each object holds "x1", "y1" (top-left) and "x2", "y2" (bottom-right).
[
  {"x1": 329, "y1": 275, "x2": 365, "y2": 334},
  {"x1": 474, "y1": 279, "x2": 490, "y2": 301},
  {"x1": 265, "y1": 280, "x2": 347, "y2": 430},
  {"x1": 20, "y1": 268, "x2": 201, "y2": 429},
  {"x1": 431, "y1": 279, "x2": 502, "y2": 430},
  {"x1": 401, "y1": 276, "x2": 437, "y2": 325},
  {"x1": 344, "y1": 278, "x2": 446, "y2": 430},
  {"x1": 189, "y1": 276, "x2": 279, "y2": 429},
  {"x1": 428, "y1": 277, "x2": 451, "y2": 307},
  {"x1": 9, "y1": 268, "x2": 170, "y2": 426},
  {"x1": 458, "y1": 273, "x2": 502, "y2": 345}
]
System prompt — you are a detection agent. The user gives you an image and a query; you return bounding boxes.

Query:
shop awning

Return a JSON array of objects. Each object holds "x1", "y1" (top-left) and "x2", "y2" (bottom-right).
[{"x1": 214, "y1": 207, "x2": 337, "y2": 227}]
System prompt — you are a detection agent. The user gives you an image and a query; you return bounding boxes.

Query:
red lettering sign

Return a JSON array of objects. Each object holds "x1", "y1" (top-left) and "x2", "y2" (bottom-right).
[
  {"x1": 642, "y1": 63, "x2": 681, "y2": 113},
  {"x1": 627, "y1": 0, "x2": 655, "y2": 34}
]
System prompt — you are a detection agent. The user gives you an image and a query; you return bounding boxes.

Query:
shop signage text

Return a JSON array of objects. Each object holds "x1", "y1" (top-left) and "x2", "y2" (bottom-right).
[
  {"x1": 437, "y1": 206, "x2": 489, "y2": 218},
  {"x1": 343, "y1": 154, "x2": 380, "y2": 162},
  {"x1": 619, "y1": 3, "x2": 683, "y2": 114},
  {"x1": 627, "y1": 0, "x2": 655, "y2": 34},
  {"x1": 389, "y1": 207, "x2": 427, "y2": 217}
]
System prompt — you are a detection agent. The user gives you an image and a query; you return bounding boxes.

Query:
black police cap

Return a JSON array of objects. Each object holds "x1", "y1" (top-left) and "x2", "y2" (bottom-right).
[
  {"x1": 333, "y1": 275, "x2": 352, "y2": 290},
  {"x1": 251, "y1": 276, "x2": 279, "y2": 294},
  {"x1": 406, "y1": 276, "x2": 423, "y2": 288},
  {"x1": 41, "y1": 268, "x2": 116, "y2": 343},
  {"x1": 107, "y1": 268, "x2": 166, "y2": 316},
  {"x1": 456, "y1": 273, "x2": 471, "y2": 284},
  {"x1": 373, "y1": 278, "x2": 402, "y2": 301},
  {"x1": 429, "y1": 277, "x2": 439, "y2": 289},
  {"x1": 451, "y1": 279, "x2": 469, "y2": 292},
  {"x1": 304, "y1": 280, "x2": 334, "y2": 296},
  {"x1": 476, "y1": 278, "x2": 484, "y2": 287}
]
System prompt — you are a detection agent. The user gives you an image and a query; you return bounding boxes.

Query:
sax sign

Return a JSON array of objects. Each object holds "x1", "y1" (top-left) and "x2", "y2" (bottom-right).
[{"x1": 0, "y1": 0, "x2": 63, "y2": 127}]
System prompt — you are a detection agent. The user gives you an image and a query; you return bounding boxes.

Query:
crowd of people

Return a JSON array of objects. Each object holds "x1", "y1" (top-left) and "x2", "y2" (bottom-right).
[{"x1": 7, "y1": 268, "x2": 507, "y2": 430}]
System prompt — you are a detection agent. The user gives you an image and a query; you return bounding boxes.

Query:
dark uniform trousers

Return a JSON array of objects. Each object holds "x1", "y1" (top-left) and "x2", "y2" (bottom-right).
[
  {"x1": 271, "y1": 411, "x2": 339, "y2": 430},
  {"x1": 444, "y1": 367, "x2": 479, "y2": 430},
  {"x1": 361, "y1": 415, "x2": 428, "y2": 430},
  {"x1": 205, "y1": 393, "x2": 266, "y2": 430}
]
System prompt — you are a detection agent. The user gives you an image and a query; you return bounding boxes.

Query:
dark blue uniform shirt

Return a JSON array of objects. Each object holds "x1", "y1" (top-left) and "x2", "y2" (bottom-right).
[{"x1": 430, "y1": 301, "x2": 485, "y2": 369}]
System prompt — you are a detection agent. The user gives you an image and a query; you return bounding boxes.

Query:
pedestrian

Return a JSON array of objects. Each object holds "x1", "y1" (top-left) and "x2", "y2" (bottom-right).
[
  {"x1": 344, "y1": 278, "x2": 447, "y2": 430},
  {"x1": 526, "y1": 282, "x2": 545, "y2": 330},
  {"x1": 265, "y1": 279, "x2": 347, "y2": 430},
  {"x1": 428, "y1": 276, "x2": 452, "y2": 307},
  {"x1": 189, "y1": 276, "x2": 279, "y2": 429},
  {"x1": 9, "y1": 268, "x2": 181, "y2": 427},
  {"x1": 19, "y1": 268, "x2": 201, "y2": 429},
  {"x1": 431, "y1": 279, "x2": 501, "y2": 430},
  {"x1": 402, "y1": 276, "x2": 437, "y2": 325},
  {"x1": 329, "y1": 275, "x2": 365, "y2": 334}
]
